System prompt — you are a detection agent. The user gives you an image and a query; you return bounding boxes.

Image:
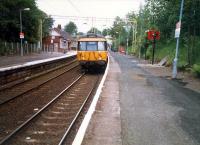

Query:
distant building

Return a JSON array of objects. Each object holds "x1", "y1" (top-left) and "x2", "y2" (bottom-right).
[{"x1": 43, "y1": 25, "x2": 74, "y2": 53}]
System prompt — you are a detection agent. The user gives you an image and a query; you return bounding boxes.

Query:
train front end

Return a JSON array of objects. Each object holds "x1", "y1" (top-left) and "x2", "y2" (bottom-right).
[{"x1": 77, "y1": 34, "x2": 108, "y2": 69}]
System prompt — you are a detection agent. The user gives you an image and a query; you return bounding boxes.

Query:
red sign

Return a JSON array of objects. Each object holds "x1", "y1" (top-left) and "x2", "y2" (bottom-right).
[
  {"x1": 19, "y1": 32, "x2": 24, "y2": 39},
  {"x1": 147, "y1": 30, "x2": 160, "y2": 40}
]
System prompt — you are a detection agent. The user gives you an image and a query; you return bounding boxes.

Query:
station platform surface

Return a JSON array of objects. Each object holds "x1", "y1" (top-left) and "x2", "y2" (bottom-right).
[
  {"x1": 81, "y1": 55, "x2": 122, "y2": 145},
  {"x1": 78, "y1": 51, "x2": 200, "y2": 145},
  {"x1": 0, "y1": 51, "x2": 76, "y2": 70}
]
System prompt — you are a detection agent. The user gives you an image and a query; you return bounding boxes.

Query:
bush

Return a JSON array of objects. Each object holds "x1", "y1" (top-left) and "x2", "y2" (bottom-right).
[
  {"x1": 192, "y1": 64, "x2": 200, "y2": 77},
  {"x1": 177, "y1": 60, "x2": 188, "y2": 71}
]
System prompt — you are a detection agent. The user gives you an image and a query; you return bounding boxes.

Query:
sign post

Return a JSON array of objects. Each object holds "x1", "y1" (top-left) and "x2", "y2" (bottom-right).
[{"x1": 146, "y1": 30, "x2": 160, "y2": 64}]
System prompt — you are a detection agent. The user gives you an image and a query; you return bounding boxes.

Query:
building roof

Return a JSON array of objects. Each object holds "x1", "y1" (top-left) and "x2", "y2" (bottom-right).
[
  {"x1": 60, "y1": 30, "x2": 72, "y2": 41},
  {"x1": 51, "y1": 28, "x2": 72, "y2": 41}
]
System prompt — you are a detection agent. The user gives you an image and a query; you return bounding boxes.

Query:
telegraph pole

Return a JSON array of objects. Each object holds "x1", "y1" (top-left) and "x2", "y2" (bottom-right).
[
  {"x1": 40, "y1": 19, "x2": 43, "y2": 52},
  {"x1": 172, "y1": 0, "x2": 185, "y2": 78}
]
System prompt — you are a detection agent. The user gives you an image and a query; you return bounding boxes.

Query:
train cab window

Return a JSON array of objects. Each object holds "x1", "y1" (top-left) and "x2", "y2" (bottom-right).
[
  {"x1": 87, "y1": 42, "x2": 98, "y2": 51},
  {"x1": 79, "y1": 42, "x2": 86, "y2": 51},
  {"x1": 98, "y1": 42, "x2": 106, "y2": 51}
]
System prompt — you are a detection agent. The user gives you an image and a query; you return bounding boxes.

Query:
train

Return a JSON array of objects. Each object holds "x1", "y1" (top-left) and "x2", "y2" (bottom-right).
[{"x1": 77, "y1": 33, "x2": 108, "y2": 70}]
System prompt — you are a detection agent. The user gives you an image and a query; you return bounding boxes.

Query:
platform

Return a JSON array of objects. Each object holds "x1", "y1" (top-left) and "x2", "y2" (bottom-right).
[
  {"x1": 73, "y1": 55, "x2": 122, "y2": 145},
  {"x1": 0, "y1": 51, "x2": 76, "y2": 71}
]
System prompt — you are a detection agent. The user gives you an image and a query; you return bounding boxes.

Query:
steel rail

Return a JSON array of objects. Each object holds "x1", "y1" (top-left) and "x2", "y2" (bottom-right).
[
  {"x1": 0, "y1": 73, "x2": 85, "y2": 145},
  {"x1": 0, "y1": 62, "x2": 80, "y2": 105},
  {"x1": 58, "y1": 75, "x2": 100, "y2": 145}
]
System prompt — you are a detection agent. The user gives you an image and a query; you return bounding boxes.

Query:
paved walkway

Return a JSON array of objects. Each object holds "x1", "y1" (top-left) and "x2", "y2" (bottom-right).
[
  {"x1": 81, "y1": 52, "x2": 200, "y2": 145},
  {"x1": 0, "y1": 52, "x2": 68, "y2": 68},
  {"x1": 82, "y1": 55, "x2": 122, "y2": 145}
]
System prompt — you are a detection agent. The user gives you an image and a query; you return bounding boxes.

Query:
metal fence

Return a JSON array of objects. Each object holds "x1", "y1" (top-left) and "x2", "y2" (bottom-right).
[{"x1": 0, "y1": 41, "x2": 56, "y2": 56}]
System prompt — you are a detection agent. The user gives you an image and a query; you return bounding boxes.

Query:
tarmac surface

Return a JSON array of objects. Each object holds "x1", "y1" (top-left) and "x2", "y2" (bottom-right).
[
  {"x1": 82, "y1": 51, "x2": 200, "y2": 145},
  {"x1": 82, "y1": 54, "x2": 122, "y2": 145}
]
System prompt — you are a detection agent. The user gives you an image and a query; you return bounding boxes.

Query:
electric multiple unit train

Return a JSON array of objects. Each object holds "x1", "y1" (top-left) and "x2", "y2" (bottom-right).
[{"x1": 77, "y1": 33, "x2": 108, "y2": 70}]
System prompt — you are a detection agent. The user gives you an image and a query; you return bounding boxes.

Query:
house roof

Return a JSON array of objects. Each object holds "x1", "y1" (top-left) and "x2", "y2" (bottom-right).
[
  {"x1": 51, "y1": 28, "x2": 72, "y2": 41},
  {"x1": 60, "y1": 30, "x2": 72, "y2": 41}
]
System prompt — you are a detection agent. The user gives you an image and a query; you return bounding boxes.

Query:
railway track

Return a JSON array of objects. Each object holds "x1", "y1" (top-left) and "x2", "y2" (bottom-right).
[
  {"x1": 0, "y1": 61, "x2": 82, "y2": 141},
  {"x1": 0, "y1": 60, "x2": 79, "y2": 105},
  {"x1": 0, "y1": 73, "x2": 101, "y2": 145}
]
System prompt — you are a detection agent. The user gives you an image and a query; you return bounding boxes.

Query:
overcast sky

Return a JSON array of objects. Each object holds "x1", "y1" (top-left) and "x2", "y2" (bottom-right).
[{"x1": 36, "y1": 0, "x2": 145, "y2": 32}]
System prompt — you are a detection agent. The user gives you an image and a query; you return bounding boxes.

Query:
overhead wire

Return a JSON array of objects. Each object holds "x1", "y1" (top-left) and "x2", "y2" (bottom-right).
[{"x1": 65, "y1": 0, "x2": 80, "y2": 14}]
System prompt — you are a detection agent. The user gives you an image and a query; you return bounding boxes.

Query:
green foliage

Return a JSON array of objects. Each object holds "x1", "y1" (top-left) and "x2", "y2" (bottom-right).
[
  {"x1": 64, "y1": 21, "x2": 77, "y2": 35},
  {"x1": 0, "y1": 0, "x2": 53, "y2": 42},
  {"x1": 87, "y1": 27, "x2": 101, "y2": 34},
  {"x1": 42, "y1": 16, "x2": 54, "y2": 37},
  {"x1": 124, "y1": 0, "x2": 200, "y2": 67},
  {"x1": 102, "y1": 28, "x2": 111, "y2": 36},
  {"x1": 192, "y1": 64, "x2": 200, "y2": 77}
]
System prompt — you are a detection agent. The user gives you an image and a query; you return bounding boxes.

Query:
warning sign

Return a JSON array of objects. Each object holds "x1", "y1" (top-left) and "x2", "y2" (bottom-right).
[{"x1": 19, "y1": 32, "x2": 24, "y2": 39}]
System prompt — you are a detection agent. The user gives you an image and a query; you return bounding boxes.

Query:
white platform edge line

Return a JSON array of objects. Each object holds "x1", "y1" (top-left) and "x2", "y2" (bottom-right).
[
  {"x1": 72, "y1": 56, "x2": 110, "y2": 145},
  {"x1": 0, "y1": 52, "x2": 77, "y2": 72}
]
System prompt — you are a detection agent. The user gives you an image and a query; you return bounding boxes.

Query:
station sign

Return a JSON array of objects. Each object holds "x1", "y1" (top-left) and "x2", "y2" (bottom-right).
[
  {"x1": 19, "y1": 32, "x2": 24, "y2": 39},
  {"x1": 175, "y1": 21, "x2": 181, "y2": 38},
  {"x1": 146, "y1": 30, "x2": 160, "y2": 40},
  {"x1": 145, "y1": 29, "x2": 160, "y2": 65}
]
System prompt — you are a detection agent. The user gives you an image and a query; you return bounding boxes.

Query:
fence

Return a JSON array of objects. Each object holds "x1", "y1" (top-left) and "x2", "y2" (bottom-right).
[{"x1": 0, "y1": 41, "x2": 56, "y2": 56}]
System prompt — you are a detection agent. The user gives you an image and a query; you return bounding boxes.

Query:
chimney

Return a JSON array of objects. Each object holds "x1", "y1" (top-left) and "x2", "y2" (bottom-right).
[{"x1": 57, "y1": 24, "x2": 62, "y2": 30}]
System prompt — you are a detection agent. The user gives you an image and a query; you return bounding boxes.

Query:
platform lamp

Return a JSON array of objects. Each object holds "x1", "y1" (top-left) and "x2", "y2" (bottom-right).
[
  {"x1": 123, "y1": 25, "x2": 131, "y2": 55},
  {"x1": 172, "y1": 0, "x2": 184, "y2": 78},
  {"x1": 20, "y1": 8, "x2": 30, "y2": 56}
]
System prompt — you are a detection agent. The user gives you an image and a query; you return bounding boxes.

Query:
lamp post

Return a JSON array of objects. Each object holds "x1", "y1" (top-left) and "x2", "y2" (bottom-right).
[
  {"x1": 172, "y1": 0, "x2": 184, "y2": 78},
  {"x1": 128, "y1": 19, "x2": 137, "y2": 54},
  {"x1": 123, "y1": 25, "x2": 131, "y2": 55},
  {"x1": 20, "y1": 8, "x2": 30, "y2": 56},
  {"x1": 40, "y1": 16, "x2": 50, "y2": 52},
  {"x1": 116, "y1": 31, "x2": 120, "y2": 51}
]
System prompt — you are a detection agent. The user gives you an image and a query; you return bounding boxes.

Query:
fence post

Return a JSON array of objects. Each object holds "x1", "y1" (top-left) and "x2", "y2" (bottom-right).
[
  {"x1": 11, "y1": 42, "x2": 13, "y2": 55},
  {"x1": 4, "y1": 42, "x2": 7, "y2": 55},
  {"x1": 26, "y1": 43, "x2": 27, "y2": 54}
]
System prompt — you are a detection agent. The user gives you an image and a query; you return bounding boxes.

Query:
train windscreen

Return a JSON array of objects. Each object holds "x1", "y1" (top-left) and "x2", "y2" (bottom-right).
[
  {"x1": 79, "y1": 41, "x2": 106, "y2": 51},
  {"x1": 87, "y1": 42, "x2": 98, "y2": 51}
]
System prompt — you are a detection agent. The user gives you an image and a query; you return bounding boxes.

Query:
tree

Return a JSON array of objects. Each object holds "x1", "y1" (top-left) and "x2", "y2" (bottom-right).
[
  {"x1": 64, "y1": 21, "x2": 77, "y2": 35},
  {"x1": 87, "y1": 27, "x2": 101, "y2": 34},
  {"x1": 0, "y1": 0, "x2": 53, "y2": 42},
  {"x1": 102, "y1": 28, "x2": 111, "y2": 36},
  {"x1": 42, "y1": 15, "x2": 54, "y2": 37}
]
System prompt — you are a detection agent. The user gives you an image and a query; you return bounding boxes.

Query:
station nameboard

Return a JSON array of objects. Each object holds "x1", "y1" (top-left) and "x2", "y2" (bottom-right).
[{"x1": 147, "y1": 30, "x2": 160, "y2": 40}]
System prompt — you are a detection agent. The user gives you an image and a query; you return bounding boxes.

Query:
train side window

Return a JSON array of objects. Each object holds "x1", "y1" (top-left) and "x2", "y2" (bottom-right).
[
  {"x1": 98, "y1": 42, "x2": 105, "y2": 51},
  {"x1": 79, "y1": 42, "x2": 86, "y2": 51}
]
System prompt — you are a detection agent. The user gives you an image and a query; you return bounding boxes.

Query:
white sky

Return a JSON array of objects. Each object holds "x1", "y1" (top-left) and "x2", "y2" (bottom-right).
[{"x1": 36, "y1": 0, "x2": 145, "y2": 33}]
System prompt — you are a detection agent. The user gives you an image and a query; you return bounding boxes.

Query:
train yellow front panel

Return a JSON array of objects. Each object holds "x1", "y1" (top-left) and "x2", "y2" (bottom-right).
[{"x1": 77, "y1": 51, "x2": 107, "y2": 61}]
